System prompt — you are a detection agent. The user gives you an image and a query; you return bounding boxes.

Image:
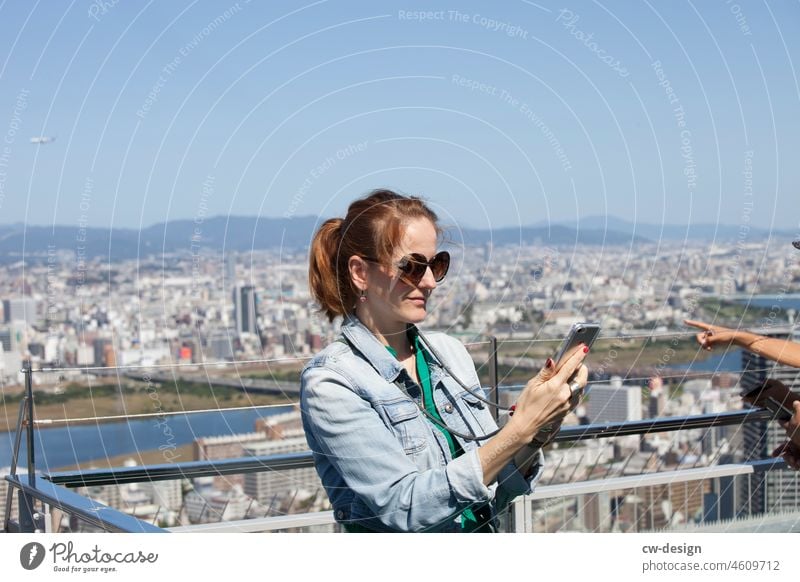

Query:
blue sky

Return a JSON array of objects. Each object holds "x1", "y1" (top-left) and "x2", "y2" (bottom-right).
[{"x1": 0, "y1": 0, "x2": 798, "y2": 231}]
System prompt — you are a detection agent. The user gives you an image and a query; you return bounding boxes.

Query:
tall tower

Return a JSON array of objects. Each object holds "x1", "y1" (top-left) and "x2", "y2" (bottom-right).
[
  {"x1": 233, "y1": 285, "x2": 258, "y2": 337},
  {"x1": 225, "y1": 253, "x2": 237, "y2": 288},
  {"x1": 738, "y1": 326, "x2": 800, "y2": 516}
]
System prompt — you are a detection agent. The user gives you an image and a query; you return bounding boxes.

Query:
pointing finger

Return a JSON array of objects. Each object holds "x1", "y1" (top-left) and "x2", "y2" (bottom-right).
[{"x1": 684, "y1": 319, "x2": 712, "y2": 331}]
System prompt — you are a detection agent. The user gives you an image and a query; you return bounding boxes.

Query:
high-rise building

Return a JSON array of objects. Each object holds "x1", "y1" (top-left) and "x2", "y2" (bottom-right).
[
  {"x1": 586, "y1": 377, "x2": 643, "y2": 423},
  {"x1": 737, "y1": 327, "x2": 800, "y2": 517},
  {"x1": 225, "y1": 253, "x2": 237, "y2": 288},
  {"x1": 648, "y1": 376, "x2": 666, "y2": 418},
  {"x1": 0, "y1": 328, "x2": 14, "y2": 352},
  {"x1": 233, "y1": 285, "x2": 258, "y2": 337},
  {"x1": 207, "y1": 329, "x2": 235, "y2": 361},
  {"x1": 2, "y1": 298, "x2": 39, "y2": 325},
  {"x1": 93, "y1": 338, "x2": 114, "y2": 367}
]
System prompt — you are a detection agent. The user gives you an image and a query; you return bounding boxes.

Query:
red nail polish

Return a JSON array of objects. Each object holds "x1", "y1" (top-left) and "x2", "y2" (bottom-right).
[
  {"x1": 545, "y1": 358, "x2": 554, "y2": 369},
  {"x1": 583, "y1": 346, "x2": 590, "y2": 354},
  {"x1": 509, "y1": 404, "x2": 516, "y2": 416}
]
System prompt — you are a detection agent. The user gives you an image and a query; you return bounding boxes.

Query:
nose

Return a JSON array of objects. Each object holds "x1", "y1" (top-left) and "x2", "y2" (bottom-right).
[{"x1": 417, "y1": 265, "x2": 437, "y2": 290}]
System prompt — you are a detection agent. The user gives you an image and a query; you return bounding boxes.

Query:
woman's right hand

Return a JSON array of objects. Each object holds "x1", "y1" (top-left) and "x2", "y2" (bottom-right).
[
  {"x1": 509, "y1": 345, "x2": 589, "y2": 443},
  {"x1": 684, "y1": 319, "x2": 741, "y2": 351}
]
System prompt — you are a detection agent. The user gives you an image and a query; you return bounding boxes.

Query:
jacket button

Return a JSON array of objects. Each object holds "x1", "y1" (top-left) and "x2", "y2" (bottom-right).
[
  {"x1": 336, "y1": 509, "x2": 345, "y2": 519},
  {"x1": 444, "y1": 403, "x2": 453, "y2": 413}
]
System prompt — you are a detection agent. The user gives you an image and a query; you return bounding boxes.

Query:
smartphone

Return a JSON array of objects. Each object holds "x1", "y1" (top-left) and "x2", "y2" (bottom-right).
[{"x1": 552, "y1": 322, "x2": 602, "y2": 369}]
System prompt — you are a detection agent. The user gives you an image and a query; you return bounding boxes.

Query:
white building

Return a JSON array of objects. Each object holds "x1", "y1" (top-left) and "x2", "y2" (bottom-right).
[
  {"x1": 242, "y1": 437, "x2": 320, "y2": 506},
  {"x1": 586, "y1": 377, "x2": 643, "y2": 423},
  {"x1": 142, "y1": 479, "x2": 183, "y2": 512}
]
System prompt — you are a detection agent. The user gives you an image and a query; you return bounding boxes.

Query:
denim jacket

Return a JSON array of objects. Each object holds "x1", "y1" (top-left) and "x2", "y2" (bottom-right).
[{"x1": 300, "y1": 313, "x2": 544, "y2": 532}]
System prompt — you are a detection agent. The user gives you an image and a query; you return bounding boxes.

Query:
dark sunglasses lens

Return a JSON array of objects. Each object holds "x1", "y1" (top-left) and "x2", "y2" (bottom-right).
[
  {"x1": 431, "y1": 252, "x2": 450, "y2": 281},
  {"x1": 401, "y1": 254, "x2": 428, "y2": 284}
]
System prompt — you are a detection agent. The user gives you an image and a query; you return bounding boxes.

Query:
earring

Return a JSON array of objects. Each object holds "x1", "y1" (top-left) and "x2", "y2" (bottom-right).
[{"x1": 359, "y1": 289, "x2": 367, "y2": 303}]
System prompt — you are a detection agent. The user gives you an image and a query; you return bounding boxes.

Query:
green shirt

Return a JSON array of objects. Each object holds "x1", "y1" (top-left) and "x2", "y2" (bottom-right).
[{"x1": 384, "y1": 328, "x2": 490, "y2": 532}]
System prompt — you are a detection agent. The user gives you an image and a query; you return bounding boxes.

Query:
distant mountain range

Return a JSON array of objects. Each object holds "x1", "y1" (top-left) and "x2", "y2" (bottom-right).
[
  {"x1": 544, "y1": 215, "x2": 795, "y2": 242},
  {"x1": 0, "y1": 215, "x2": 793, "y2": 263}
]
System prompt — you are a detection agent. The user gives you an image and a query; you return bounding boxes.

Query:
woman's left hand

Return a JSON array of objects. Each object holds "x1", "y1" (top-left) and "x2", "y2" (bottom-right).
[
  {"x1": 779, "y1": 400, "x2": 800, "y2": 447},
  {"x1": 772, "y1": 440, "x2": 800, "y2": 471}
]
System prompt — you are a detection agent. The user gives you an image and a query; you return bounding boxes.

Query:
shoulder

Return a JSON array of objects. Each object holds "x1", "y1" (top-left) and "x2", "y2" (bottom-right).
[
  {"x1": 421, "y1": 330, "x2": 472, "y2": 360},
  {"x1": 301, "y1": 338, "x2": 367, "y2": 400},
  {"x1": 303, "y1": 338, "x2": 350, "y2": 371},
  {"x1": 419, "y1": 330, "x2": 480, "y2": 382}
]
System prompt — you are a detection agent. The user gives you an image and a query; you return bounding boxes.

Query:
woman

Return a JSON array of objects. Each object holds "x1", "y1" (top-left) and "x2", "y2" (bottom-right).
[
  {"x1": 685, "y1": 318, "x2": 800, "y2": 469},
  {"x1": 301, "y1": 189, "x2": 588, "y2": 532}
]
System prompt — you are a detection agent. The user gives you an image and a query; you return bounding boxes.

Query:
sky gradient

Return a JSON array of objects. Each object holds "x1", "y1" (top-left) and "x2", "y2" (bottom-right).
[{"x1": 0, "y1": 0, "x2": 798, "y2": 232}]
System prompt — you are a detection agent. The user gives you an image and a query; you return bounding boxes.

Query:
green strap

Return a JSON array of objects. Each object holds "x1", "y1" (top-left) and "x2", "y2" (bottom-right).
[{"x1": 386, "y1": 333, "x2": 489, "y2": 532}]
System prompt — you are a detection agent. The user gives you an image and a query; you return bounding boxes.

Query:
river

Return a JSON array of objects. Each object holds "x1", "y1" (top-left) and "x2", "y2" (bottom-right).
[{"x1": 0, "y1": 405, "x2": 295, "y2": 472}]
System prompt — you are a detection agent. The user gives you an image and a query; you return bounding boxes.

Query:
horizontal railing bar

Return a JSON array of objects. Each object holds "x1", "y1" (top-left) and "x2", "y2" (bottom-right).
[
  {"x1": 166, "y1": 511, "x2": 336, "y2": 533},
  {"x1": 44, "y1": 410, "x2": 776, "y2": 488},
  {"x1": 46, "y1": 452, "x2": 316, "y2": 488},
  {"x1": 528, "y1": 458, "x2": 785, "y2": 501},
  {"x1": 35, "y1": 355, "x2": 312, "y2": 373},
  {"x1": 553, "y1": 409, "x2": 774, "y2": 442},
  {"x1": 33, "y1": 402, "x2": 297, "y2": 426},
  {"x1": 4, "y1": 474, "x2": 165, "y2": 533},
  {"x1": 30, "y1": 328, "x2": 768, "y2": 374},
  {"x1": 496, "y1": 331, "x2": 700, "y2": 345},
  {"x1": 500, "y1": 366, "x2": 797, "y2": 391}
]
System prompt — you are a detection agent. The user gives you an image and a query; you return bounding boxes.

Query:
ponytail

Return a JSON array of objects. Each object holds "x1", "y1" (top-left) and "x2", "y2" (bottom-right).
[{"x1": 308, "y1": 218, "x2": 354, "y2": 322}]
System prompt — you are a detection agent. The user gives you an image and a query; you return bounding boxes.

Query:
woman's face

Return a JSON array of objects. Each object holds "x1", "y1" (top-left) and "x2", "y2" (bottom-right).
[{"x1": 360, "y1": 217, "x2": 440, "y2": 328}]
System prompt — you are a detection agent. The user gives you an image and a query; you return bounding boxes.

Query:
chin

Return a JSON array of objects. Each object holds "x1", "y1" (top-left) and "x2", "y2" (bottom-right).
[{"x1": 404, "y1": 306, "x2": 428, "y2": 324}]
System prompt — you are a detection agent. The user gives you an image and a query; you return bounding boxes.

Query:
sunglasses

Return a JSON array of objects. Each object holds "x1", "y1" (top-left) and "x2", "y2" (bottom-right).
[{"x1": 362, "y1": 251, "x2": 450, "y2": 286}]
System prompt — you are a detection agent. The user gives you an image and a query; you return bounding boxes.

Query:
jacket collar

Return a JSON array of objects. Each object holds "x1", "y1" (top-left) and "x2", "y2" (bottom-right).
[{"x1": 341, "y1": 313, "x2": 439, "y2": 383}]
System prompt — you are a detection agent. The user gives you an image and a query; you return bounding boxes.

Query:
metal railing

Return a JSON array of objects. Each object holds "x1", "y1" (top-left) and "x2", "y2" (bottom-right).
[{"x1": 2, "y1": 332, "x2": 795, "y2": 533}]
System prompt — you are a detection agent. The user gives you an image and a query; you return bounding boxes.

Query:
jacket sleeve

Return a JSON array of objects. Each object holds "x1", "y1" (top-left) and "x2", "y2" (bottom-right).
[
  {"x1": 301, "y1": 364, "x2": 496, "y2": 532},
  {"x1": 494, "y1": 448, "x2": 544, "y2": 512}
]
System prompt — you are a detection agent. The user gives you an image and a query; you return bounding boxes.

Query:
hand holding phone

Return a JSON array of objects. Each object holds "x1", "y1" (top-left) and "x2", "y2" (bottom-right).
[
  {"x1": 552, "y1": 322, "x2": 601, "y2": 384},
  {"x1": 527, "y1": 323, "x2": 599, "y2": 443},
  {"x1": 741, "y1": 379, "x2": 800, "y2": 422}
]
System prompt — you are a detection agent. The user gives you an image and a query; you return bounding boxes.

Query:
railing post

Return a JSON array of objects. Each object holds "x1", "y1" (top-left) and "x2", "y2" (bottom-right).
[
  {"x1": 4, "y1": 360, "x2": 39, "y2": 533},
  {"x1": 3, "y1": 399, "x2": 27, "y2": 532},
  {"x1": 15, "y1": 361, "x2": 42, "y2": 532},
  {"x1": 17, "y1": 487, "x2": 46, "y2": 532},
  {"x1": 23, "y1": 360, "x2": 36, "y2": 487},
  {"x1": 510, "y1": 496, "x2": 528, "y2": 533},
  {"x1": 488, "y1": 335, "x2": 499, "y2": 423}
]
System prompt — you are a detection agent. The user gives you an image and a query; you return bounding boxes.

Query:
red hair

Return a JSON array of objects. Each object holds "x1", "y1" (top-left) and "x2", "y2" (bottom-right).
[{"x1": 308, "y1": 189, "x2": 442, "y2": 322}]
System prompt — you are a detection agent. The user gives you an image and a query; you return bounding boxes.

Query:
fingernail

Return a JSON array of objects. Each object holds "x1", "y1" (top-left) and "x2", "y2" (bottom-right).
[
  {"x1": 583, "y1": 346, "x2": 589, "y2": 354},
  {"x1": 509, "y1": 404, "x2": 516, "y2": 416},
  {"x1": 545, "y1": 358, "x2": 554, "y2": 369}
]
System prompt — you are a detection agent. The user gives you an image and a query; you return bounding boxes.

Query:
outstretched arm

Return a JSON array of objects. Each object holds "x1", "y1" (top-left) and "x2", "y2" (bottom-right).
[{"x1": 685, "y1": 319, "x2": 800, "y2": 367}]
